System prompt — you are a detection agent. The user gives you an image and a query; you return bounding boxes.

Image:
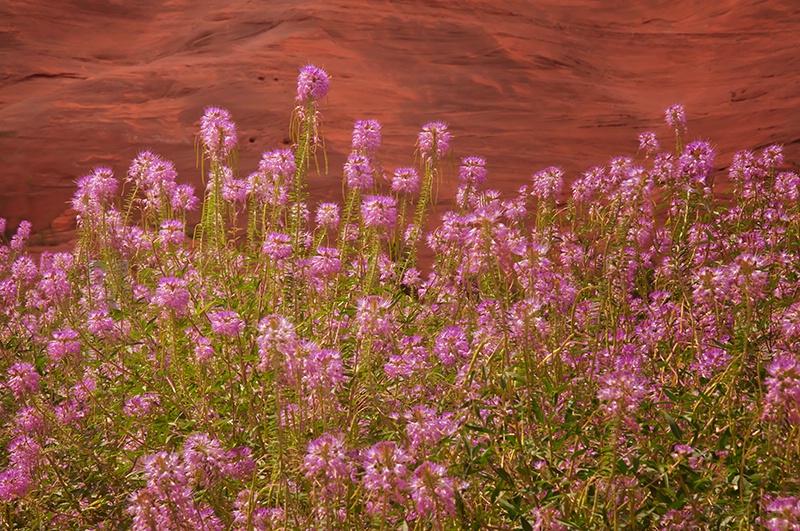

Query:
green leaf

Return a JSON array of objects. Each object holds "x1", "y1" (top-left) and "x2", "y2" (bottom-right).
[{"x1": 664, "y1": 412, "x2": 683, "y2": 441}]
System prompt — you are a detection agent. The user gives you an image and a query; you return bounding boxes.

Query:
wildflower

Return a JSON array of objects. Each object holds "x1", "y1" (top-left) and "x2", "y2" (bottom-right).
[
  {"x1": 638, "y1": 131, "x2": 660, "y2": 156},
  {"x1": 221, "y1": 178, "x2": 248, "y2": 204},
  {"x1": 256, "y1": 314, "x2": 298, "y2": 371},
  {"x1": 183, "y1": 433, "x2": 229, "y2": 486},
  {"x1": 678, "y1": 140, "x2": 715, "y2": 190},
  {"x1": 296, "y1": 64, "x2": 330, "y2": 102},
  {"x1": 315, "y1": 202, "x2": 340, "y2": 230},
  {"x1": 208, "y1": 309, "x2": 245, "y2": 337},
  {"x1": 128, "y1": 451, "x2": 223, "y2": 531},
  {"x1": 11, "y1": 255, "x2": 37, "y2": 284},
  {"x1": 404, "y1": 405, "x2": 457, "y2": 451},
  {"x1": 124, "y1": 394, "x2": 161, "y2": 417},
  {"x1": 762, "y1": 352, "x2": 800, "y2": 425},
  {"x1": 760, "y1": 496, "x2": 800, "y2": 531},
  {"x1": 87, "y1": 309, "x2": 115, "y2": 336},
  {"x1": 6, "y1": 362, "x2": 39, "y2": 400},
  {"x1": 72, "y1": 167, "x2": 118, "y2": 215},
  {"x1": 171, "y1": 183, "x2": 199, "y2": 211},
  {"x1": 361, "y1": 195, "x2": 397, "y2": 230},
  {"x1": 351, "y1": 119, "x2": 382, "y2": 155},
  {"x1": 258, "y1": 148, "x2": 297, "y2": 179},
  {"x1": 262, "y1": 232, "x2": 292, "y2": 260},
  {"x1": 344, "y1": 152, "x2": 374, "y2": 190},
  {"x1": 418, "y1": 121, "x2": 451, "y2": 162},
  {"x1": 363, "y1": 441, "x2": 410, "y2": 514},
  {"x1": 302, "y1": 346, "x2": 345, "y2": 392},
  {"x1": 409, "y1": 461, "x2": 456, "y2": 520},
  {"x1": 458, "y1": 156, "x2": 487, "y2": 186},
  {"x1": 47, "y1": 329, "x2": 81, "y2": 364},
  {"x1": 152, "y1": 276, "x2": 190, "y2": 317},
  {"x1": 433, "y1": 326, "x2": 470, "y2": 366},
  {"x1": 158, "y1": 219, "x2": 185, "y2": 247},
  {"x1": 530, "y1": 166, "x2": 563, "y2": 201},
  {"x1": 187, "y1": 329, "x2": 215, "y2": 364},
  {"x1": 310, "y1": 247, "x2": 341, "y2": 279},
  {"x1": 200, "y1": 106, "x2": 237, "y2": 162},
  {"x1": 665, "y1": 104, "x2": 687, "y2": 132},
  {"x1": 597, "y1": 369, "x2": 649, "y2": 416},
  {"x1": 775, "y1": 171, "x2": 800, "y2": 202},
  {"x1": 303, "y1": 433, "x2": 350, "y2": 500},
  {"x1": 9, "y1": 220, "x2": 32, "y2": 252},
  {"x1": 384, "y1": 335, "x2": 431, "y2": 380},
  {"x1": 391, "y1": 167, "x2": 420, "y2": 194},
  {"x1": 354, "y1": 295, "x2": 394, "y2": 338},
  {"x1": 759, "y1": 144, "x2": 784, "y2": 169}
]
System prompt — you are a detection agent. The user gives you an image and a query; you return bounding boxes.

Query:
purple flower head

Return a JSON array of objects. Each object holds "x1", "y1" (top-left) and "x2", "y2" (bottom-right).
[
  {"x1": 760, "y1": 496, "x2": 800, "y2": 531},
  {"x1": 410, "y1": 461, "x2": 456, "y2": 520},
  {"x1": 363, "y1": 441, "x2": 410, "y2": 513},
  {"x1": 0, "y1": 467, "x2": 31, "y2": 501},
  {"x1": 152, "y1": 276, "x2": 190, "y2": 317},
  {"x1": 296, "y1": 64, "x2": 330, "y2": 102},
  {"x1": 775, "y1": 171, "x2": 800, "y2": 203},
  {"x1": 361, "y1": 195, "x2": 397, "y2": 230},
  {"x1": 759, "y1": 144, "x2": 784, "y2": 169},
  {"x1": 391, "y1": 167, "x2": 420, "y2": 194},
  {"x1": 638, "y1": 131, "x2": 660, "y2": 156},
  {"x1": 220, "y1": 178, "x2": 247, "y2": 204},
  {"x1": 530, "y1": 166, "x2": 564, "y2": 201},
  {"x1": 124, "y1": 393, "x2": 161, "y2": 417},
  {"x1": 127, "y1": 152, "x2": 178, "y2": 212},
  {"x1": 6, "y1": 362, "x2": 39, "y2": 400},
  {"x1": 200, "y1": 106, "x2": 237, "y2": 162},
  {"x1": 208, "y1": 309, "x2": 245, "y2": 337},
  {"x1": 763, "y1": 353, "x2": 800, "y2": 424},
  {"x1": 9, "y1": 220, "x2": 32, "y2": 252},
  {"x1": 678, "y1": 140, "x2": 715, "y2": 189},
  {"x1": 597, "y1": 369, "x2": 649, "y2": 416},
  {"x1": 302, "y1": 346, "x2": 345, "y2": 392},
  {"x1": 344, "y1": 152, "x2": 374, "y2": 191},
  {"x1": 310, "y1": 247, "x2": 342, "y2": 279},
  {"x1": 303, "y1": 433, "x2": 350, "y2": 500},
  {"x1": 11, "y1": 255, "x2": 37, "y2": 284},
  {"x1": 418, "y1": 121, "x2": 451, "y2": 161},
  {"x1": 665, "y1": 104, "x2": 687, "y2": 132},
  {"x1": 171, "y1": 184, "x2": 199, "y2": 211},
  {"x1": 315, "y1": 202, "x2": 340, "y2": 230},
  {"x1": 182, "y1": 433, "x2": 229, "y2": 486},
  {"x1": 86, "y1": 308, "x2": 114, "y2": 336},
  {"x1": 404, "y1": 405, "x2": 457, "y2": 451},
  {"x1": 351, "y1": 119, "x2": 382, "y2": 154},
  {"x1": 47, "y1": 329, "x2": 81, "y2": 364},
  {"x1": 262, "y1": 232, "x2": 293, "y2": 261},
  {"x1": 14, "y1": 407, "x2": 46, "y2": 437},
  {"x1": 458, "y1": 156, "x2": 487, "y2": 186},
  {"x1": 433, "y1": 325, "x2": 470, "y2": 366},
  {"x1": 258, "y1": 148, "x2": 297, "y2": 180},
  {"x1": 256, "y1": 314, "x2": 298, "y2": 370},
  {"x1": 158, "y1": 219, "x2": 185, "y2": 247},
  {"x1": 72, "y1": 167, "x2": 118, "y2": 215},
  {"x1": 354, "y1": 295, "x2": 394, "y2": 338}
]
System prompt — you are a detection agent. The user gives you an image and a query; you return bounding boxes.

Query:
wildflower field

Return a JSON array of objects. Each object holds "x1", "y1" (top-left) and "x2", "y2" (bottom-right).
[{"x1": 2, "y1": 65, "x2": 800, "y2": 530}]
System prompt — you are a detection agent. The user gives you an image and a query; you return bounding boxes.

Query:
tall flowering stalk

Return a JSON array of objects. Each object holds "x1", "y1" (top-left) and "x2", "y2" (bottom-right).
[
  {"x1": 289, "y1": 64, "x2": 329, "y2": 256},
  {"x1": 401, "y1": 121, "x2": 450, "y2": 275},
  {"x1": 198, "y1": 106, "x2": 238, "y2": 249}
]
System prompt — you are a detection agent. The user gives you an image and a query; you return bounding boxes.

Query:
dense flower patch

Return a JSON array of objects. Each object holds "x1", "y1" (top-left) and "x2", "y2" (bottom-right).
[{"x1": 1, "y1": 65, "x2": 800, "y2": 529}]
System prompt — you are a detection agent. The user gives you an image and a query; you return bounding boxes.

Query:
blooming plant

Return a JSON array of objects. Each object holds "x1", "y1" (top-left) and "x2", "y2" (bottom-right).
[{"x1": 1, "y1": 65, "x2": 800, "y2": 530}]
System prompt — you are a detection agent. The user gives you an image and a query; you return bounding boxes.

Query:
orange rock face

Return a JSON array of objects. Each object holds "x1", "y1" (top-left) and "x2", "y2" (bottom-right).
[{"x1": 2, "y1": 1, "x2": 799, "y2": 251}]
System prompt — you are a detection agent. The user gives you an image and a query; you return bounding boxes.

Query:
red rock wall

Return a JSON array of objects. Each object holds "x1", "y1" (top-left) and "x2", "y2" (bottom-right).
[{"x1": 2, "y1": 1, "x2": 799, "y2": 251}]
